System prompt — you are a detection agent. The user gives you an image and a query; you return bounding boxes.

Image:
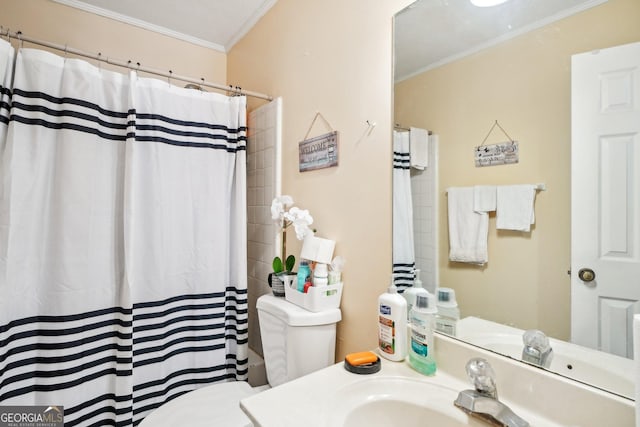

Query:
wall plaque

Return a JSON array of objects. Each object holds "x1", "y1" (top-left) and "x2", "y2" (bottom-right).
[
  {"x1": 298, "y1": 130, "x2": 339, "y2": 172},
  {"x1": 475, "y1": 141, "x2": 519, "y2": 167}
]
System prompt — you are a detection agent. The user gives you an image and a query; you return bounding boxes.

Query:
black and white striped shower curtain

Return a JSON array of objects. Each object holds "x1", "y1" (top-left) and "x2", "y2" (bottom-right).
[
  {"x1": 0, "y1": 41, "x2": 248, "y2": 426},
  {"x1": 392, "y1": 130, "x2": 415, "y2": 291}
]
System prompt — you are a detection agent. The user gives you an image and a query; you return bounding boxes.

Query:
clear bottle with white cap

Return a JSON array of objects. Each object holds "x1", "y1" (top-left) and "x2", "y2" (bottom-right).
[
  {"x1": 408, "y1": 291, "x2": 437, "y2": 375},
  {"x1": 402, "y1": 269, "x2": 424, "y2": 321},
  {"x1": 435, "y1": 287, "x2": 460, "y2": 336}
]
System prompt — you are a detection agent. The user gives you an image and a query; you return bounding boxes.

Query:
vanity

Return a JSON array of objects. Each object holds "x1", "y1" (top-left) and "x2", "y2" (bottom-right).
[{"x1": 240, "y1": 333, "x2": 634, "y2": 426}]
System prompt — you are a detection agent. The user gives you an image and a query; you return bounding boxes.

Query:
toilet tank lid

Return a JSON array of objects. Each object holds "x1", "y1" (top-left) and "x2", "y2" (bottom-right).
[{"x1": 257, "y1": 295, "x2": 341, "y2": 326}]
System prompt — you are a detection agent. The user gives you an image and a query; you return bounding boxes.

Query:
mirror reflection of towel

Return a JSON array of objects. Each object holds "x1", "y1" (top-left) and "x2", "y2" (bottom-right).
[
  {"x1": 447, "y1": 187, "x2": 489, "y2": 265},
  {"x1": 473, "y1": 185, "x2": 497, "y2": 213},
  {"x1": 410, "y1": 127, "x2": 429, "y2": 170},
  {"x1": 496, "y1": 184, "x2": 536, "y2": 232}
]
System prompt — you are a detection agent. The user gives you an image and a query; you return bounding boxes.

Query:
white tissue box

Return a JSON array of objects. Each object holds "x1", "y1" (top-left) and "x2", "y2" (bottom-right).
[
  {"x1": 300, "y1": 235, "x2": 335, "y2": 264},
  {"x1": 284, "y1": 282, "x2": 343, "y2": 312}
]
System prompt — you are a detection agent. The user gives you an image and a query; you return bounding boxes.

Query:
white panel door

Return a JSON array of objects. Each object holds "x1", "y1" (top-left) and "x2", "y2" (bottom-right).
[{"x1": 571, "y1": 42, "x2": 640, "y2": 358}]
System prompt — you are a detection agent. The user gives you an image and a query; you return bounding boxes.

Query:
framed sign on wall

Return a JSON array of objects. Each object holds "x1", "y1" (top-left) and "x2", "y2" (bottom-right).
[{"x1": 299, "y1": 130, "x2": 339, "y2": 172}]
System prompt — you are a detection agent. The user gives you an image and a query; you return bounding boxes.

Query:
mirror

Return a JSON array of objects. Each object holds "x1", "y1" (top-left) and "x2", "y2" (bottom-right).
[{"x1": 393, "y1": 0, "x2": 639, "y2": 399}]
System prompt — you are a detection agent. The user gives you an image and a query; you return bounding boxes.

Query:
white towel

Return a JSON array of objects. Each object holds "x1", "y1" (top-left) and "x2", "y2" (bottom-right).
[
  {"x1": 496, "y1": 184, "x2": 536, "y2": 231},
  {"x1": 447, "y1": 187, "x2": 489, "y2": 265},
  {"x1": 410, "y1": 127, "x2": 429, "y2": 170},
  {"x1": 473, "y1": 185, "x2": 497, "y2": 213}
]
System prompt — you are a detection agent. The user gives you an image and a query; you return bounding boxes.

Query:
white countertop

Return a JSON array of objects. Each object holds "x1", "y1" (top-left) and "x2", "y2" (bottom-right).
[
  {"x1": 240, "y1": 335, "x2": 635, "y2": 427},
  {"x1": 240, "y1": 354, "x2": 471, "y2": 427}
]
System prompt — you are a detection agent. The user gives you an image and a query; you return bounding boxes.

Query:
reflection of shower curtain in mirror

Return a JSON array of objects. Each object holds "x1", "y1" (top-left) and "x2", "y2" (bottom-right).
[
  {"x1": 392, "y1": 130, "x2": 415, "y2": 291},
  {"x1": 0, "y1": 42, "x2": 248, "y2": 426}
]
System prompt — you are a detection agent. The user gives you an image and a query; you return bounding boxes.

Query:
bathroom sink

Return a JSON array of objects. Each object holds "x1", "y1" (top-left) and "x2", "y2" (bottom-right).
[
  {"x1": 324, "y1": 377, "x2": 485, "y2": 427},
  {"x1": 240, "y1": 334, "x2": 634, "y2": 426}
]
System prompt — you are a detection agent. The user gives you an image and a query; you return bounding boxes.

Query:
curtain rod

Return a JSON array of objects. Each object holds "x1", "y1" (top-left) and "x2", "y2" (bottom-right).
[
  {"x1": 1, "y1": 29, "x2": 273, "y2": 101},
  {"x1": 394, "y1": 124, "x2": 433, "y2": 135}
]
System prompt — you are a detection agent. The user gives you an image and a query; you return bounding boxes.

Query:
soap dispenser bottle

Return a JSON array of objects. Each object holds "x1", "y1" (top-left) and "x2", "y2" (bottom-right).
[
  {"x1": 402, "y1": 269, "x2": 425, "y2": 320},
  {"x1": 408, "y1": 292, "x2": 437, "y2": 375},
  {"x1": 378, "y1": 277, "x2": 407, "y2": 361},
  {"x1": 435, "y1": 287, "x2": 460, "y2": 335}
]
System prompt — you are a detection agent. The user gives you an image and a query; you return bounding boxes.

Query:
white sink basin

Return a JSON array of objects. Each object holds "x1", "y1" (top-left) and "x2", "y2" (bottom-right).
[{"x1": 325, "y1": 377, "x2": 485, "y2": 427}]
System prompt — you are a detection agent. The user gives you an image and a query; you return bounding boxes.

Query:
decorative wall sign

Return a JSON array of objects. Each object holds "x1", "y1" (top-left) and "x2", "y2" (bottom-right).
[
  {"x1": 475, "y1": 141, "x2": 519, "y2": 167},
  {"x1": 299, "y1": 130, "x2": 339, "y2": 172},
  {"x1": 475, "y1": 120, "x2": 519, "y2": 167}
]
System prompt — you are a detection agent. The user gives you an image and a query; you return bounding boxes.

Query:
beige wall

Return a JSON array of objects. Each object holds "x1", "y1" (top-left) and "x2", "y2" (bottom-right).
[
  {"x1": 3, "y1": 0, "x2": 226, "y2": 83},
  {"x1": 229, "y1": 0, "x2": 414, "y2": 358},
  {"x1": 4, "y1": 0, "x2": 414, "y2": 361},
  {"x1": 395, "y1": 0, "x2": 640, "y2": 340}
]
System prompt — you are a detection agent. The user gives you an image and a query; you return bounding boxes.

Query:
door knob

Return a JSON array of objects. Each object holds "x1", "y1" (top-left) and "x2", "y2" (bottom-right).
[{"x1": 578, "y1": 268, "x2": 596, "y2": 282}]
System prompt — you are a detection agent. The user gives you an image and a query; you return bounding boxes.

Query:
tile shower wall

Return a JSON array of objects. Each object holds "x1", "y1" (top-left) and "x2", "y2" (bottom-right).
[
  {"x1": 410, "y1": 135, "x2": 438, "y2": 293},
  {"x1": 247, "y1": 98, "x2": 281, "y2": 355}
]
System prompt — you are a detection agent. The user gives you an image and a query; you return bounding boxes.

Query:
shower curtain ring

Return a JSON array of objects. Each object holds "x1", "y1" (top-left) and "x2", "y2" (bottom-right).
[
  {"x1": 16, "y1": 31, "x2": 23, "y2": 49},
  {"x1": 168, "y1": 70, "x2": 172, "y2": 86}
]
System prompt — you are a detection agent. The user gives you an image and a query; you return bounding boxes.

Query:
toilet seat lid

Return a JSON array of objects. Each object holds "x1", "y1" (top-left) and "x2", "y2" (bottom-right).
[
  {"x1": 140, "y1": 381, "x2": 256, "y2": 427},
  {"x1": 257, "y1": 294, "x2": 341, "y2": 326}
]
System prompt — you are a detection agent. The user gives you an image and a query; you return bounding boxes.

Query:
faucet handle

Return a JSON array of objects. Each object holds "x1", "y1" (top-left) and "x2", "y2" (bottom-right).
[
  {"x1": 522, "y1": 329, "x2": 554, "y2": 368},
  {"x1": 522, "y1": 329, "x2": 551, "y2": 352},
  {"x1": 465, "y1": 358, "x2": 497, "y2": 399}
]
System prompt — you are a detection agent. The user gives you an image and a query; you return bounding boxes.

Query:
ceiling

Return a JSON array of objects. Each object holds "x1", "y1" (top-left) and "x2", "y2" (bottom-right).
[
  {"x1": 53, "y1": 0, "x2": 606, "y2": 75},
  {"x1": 52, "y1": 0, "x2": 278, "y2": 52},
  {"x1": 394, "y1": 0, "x2": 608, "y2": 81}
]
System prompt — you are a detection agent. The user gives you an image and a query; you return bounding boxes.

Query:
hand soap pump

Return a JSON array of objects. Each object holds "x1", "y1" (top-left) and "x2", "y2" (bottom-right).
[
  {"x1": 403, "y1": 269, "x2": 425, "y2": 321},
  {"x1": 378, "y1": 276, "x2": 407, "y2": 361},
  {"x1": 408, "y1": 292, "x2": 437, "y2": 375}
]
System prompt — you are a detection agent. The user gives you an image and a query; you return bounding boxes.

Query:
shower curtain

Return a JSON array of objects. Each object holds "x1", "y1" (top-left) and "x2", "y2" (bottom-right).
[
  {"x1": 392, "y1": 130, "x2": 415, "y2": 291},
  {"x1": 0, "y1": 42, "x2": 248, "y2": 426}
]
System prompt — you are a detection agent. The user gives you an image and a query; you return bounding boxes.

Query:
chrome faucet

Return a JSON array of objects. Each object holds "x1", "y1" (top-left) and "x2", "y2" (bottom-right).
[
  {"x1": 454, "y1": 358, "x2": 530, "y2": 427},
  {"x1": 521, "y1": 329, "x2": 554, "y2": 369}
]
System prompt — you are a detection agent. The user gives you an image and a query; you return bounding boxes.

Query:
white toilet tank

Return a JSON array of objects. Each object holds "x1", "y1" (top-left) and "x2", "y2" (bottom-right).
[{"x1": 257, "y1": 294, "x2": 341, "y2": 387}]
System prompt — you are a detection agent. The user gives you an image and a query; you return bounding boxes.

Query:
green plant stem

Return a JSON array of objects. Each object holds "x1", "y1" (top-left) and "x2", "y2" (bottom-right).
[{"x1": 281, "y1": 227, "x2": 287, "y2": 271}]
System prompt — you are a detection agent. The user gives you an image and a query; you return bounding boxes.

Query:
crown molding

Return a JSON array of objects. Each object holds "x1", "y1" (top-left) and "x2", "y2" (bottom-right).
[
  {"x1": 52, "y1": 0, "x2": 226, "y2": 52},
  {"x1": 224, "y1": 0, "x2": 278, "y2": 51}
]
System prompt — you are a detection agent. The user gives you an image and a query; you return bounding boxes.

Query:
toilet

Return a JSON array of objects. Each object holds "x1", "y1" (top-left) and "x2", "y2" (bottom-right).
[{"x1": 140, "y1": 294, "x2": 341, "y2": 426}]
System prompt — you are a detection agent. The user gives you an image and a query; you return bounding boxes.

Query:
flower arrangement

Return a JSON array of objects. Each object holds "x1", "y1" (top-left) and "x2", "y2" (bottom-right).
[{"x1": 270, "y1": 195, "x2": 314, "y2": 274}]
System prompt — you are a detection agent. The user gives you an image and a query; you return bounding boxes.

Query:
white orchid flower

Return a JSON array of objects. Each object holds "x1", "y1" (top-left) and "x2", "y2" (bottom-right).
[
  {"x1": 271, "y1": 195, "x2": 294, "y2": 221},
  {"x1": 269, "y1": 195, "x2": 317, "y2": 276},
  {"x1": 285, "y1": 207, "x2": 314, "y2": 240},
  {"x1": 293, "y1": 220, "x2": 314, "y2": 240}
]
